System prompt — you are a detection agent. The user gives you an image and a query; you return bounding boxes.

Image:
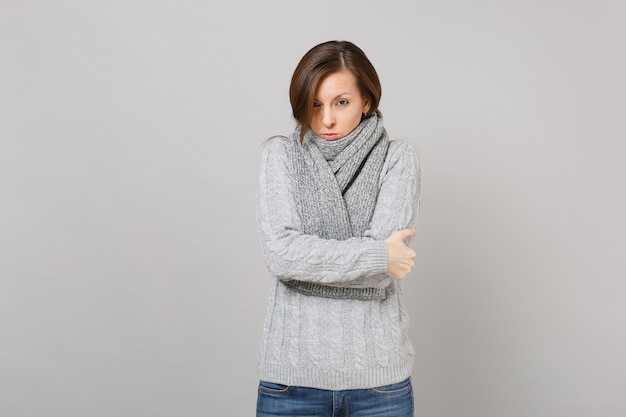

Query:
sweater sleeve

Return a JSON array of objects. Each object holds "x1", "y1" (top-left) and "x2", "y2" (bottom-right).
[
  {"x1": 365, "y1": 141, "x2": 420, "y2": 240},
  {"x1": 256, "y1": 137, "x2": 420, "y2": 285}
]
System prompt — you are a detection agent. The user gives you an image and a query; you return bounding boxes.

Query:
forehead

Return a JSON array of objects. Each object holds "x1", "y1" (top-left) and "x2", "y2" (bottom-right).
[{"x1": 314, "y1": 70, "x2": 358, "y2": 97}]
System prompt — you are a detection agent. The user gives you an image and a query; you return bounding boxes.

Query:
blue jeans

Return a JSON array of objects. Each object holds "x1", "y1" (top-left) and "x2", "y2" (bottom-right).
[{"x1": 256, "y1": 378, "x2": 414, "y2": 417}]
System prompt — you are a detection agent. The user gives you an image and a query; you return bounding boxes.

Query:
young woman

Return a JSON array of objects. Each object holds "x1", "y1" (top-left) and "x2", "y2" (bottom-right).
[{"x1": 256, "y1": 40, "x2": 420, "y2": 417}]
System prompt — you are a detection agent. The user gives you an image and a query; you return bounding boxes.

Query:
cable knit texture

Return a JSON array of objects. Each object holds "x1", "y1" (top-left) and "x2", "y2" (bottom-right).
[{"x1": 256, "y1": 120, "x2": 420, "y2": 390}]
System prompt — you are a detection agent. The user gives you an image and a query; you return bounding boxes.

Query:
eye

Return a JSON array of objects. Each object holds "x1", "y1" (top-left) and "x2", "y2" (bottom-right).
[
  {"x1": 337, "y1": 99, "x2": 349, "y2": 106},
  {"x1": 313, "y1": 102, "x2": 321, "y2": 108}
]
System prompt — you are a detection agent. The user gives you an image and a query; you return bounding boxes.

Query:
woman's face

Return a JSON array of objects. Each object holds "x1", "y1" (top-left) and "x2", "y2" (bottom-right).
[{"x1": 310, "y1": 70, "x2": 370, "y2": 141}]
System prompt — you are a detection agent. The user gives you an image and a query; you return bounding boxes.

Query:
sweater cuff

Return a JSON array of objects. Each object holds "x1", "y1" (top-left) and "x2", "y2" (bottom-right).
[{"x1": 364, "y1": 240, "x2": 388, "y2": 275}]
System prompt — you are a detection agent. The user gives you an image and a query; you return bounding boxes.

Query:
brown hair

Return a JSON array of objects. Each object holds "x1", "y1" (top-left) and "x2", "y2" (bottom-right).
[{"x1": 289, "y1": 40, "x2": 382, "y2": 141}]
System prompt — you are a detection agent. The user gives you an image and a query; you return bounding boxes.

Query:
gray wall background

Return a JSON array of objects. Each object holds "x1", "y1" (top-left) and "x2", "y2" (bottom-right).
[{"x1": 1, "y1": 1, "x2": 624, "y2": 416}]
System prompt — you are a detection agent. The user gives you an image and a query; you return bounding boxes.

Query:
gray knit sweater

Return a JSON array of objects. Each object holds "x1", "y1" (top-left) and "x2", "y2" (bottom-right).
[{"x1": 257, "y1": 135, "x2": 420, "y2": 391}]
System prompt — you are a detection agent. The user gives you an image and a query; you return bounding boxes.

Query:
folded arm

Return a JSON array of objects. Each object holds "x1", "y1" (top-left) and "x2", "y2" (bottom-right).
[{"x1": 256, "y1": 137, "x2": 420, "y2": 286}]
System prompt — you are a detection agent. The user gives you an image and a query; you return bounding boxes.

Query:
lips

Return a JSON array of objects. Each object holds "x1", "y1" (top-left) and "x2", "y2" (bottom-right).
[{"x1": 320, "y1": 133, "x2": 340, "y2": 141}]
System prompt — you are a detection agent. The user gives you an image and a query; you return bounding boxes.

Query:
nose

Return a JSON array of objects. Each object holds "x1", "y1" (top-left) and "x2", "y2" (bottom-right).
[{"x1": 321, "y1": 107, "x2": 335, "y2": 128}]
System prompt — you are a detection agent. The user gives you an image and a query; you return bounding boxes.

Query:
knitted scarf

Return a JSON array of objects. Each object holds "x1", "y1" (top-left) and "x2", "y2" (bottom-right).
[{"x1": 283, "y1": 111, "x2": 390, "y2": 300}]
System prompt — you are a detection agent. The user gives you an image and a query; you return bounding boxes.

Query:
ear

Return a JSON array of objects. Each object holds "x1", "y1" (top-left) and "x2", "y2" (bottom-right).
[{"x1": 363, "y1": 98, "x2": 371, "y2": 114}]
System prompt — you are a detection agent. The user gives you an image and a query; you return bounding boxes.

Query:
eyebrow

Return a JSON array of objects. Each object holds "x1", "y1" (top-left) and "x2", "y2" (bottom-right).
[{"x1": 313, "y1": 92, "x2": 353, "y2": 102}]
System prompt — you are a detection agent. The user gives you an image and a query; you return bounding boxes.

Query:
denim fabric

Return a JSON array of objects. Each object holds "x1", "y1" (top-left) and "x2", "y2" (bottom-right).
[{"x1": 256, "y1": 378, "x2": 414, "y2": 417}]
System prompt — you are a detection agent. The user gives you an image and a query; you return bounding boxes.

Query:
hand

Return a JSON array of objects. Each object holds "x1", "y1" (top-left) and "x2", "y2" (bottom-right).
[{"x1": 384, "y1": 229, "x2": 416, "y2": 280}]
